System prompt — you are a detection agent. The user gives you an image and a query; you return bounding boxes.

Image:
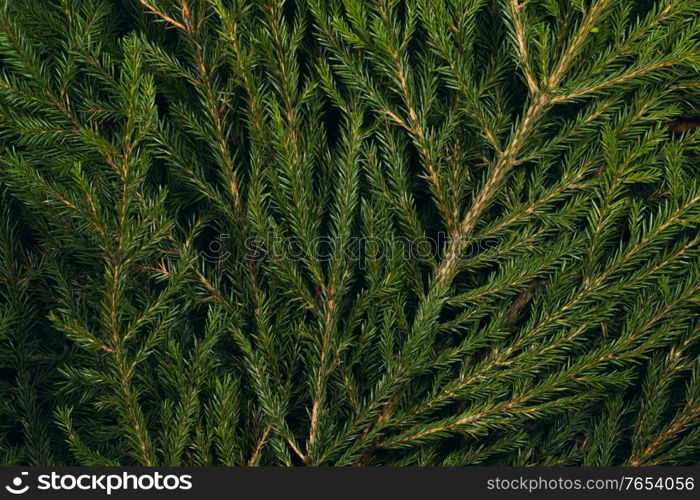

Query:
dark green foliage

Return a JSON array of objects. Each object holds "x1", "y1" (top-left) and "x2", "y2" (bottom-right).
[{"x1": 0, "y1": 0, "x2": 699, "y2": 466}]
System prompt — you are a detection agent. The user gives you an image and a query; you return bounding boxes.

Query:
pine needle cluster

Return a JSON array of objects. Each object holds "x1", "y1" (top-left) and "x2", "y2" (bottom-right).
[{"x1": 0, "y1": 0, "x2": 699, "y2": 466}]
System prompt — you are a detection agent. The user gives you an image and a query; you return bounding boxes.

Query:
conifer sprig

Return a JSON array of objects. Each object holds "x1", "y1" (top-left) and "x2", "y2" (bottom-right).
[{"x1": 0, "y1": 0, "x2": 698, "y2": 466}]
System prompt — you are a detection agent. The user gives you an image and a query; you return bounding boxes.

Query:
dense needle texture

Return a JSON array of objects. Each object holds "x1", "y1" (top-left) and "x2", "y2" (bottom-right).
[{"x1": 0, "y1": 0, "x2": 699, "y2": 466}]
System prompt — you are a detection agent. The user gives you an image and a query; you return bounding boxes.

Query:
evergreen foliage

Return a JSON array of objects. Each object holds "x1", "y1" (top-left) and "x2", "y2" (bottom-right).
[{"x1": 0, "y1": 0, "x2": 699, "y2": 466}]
